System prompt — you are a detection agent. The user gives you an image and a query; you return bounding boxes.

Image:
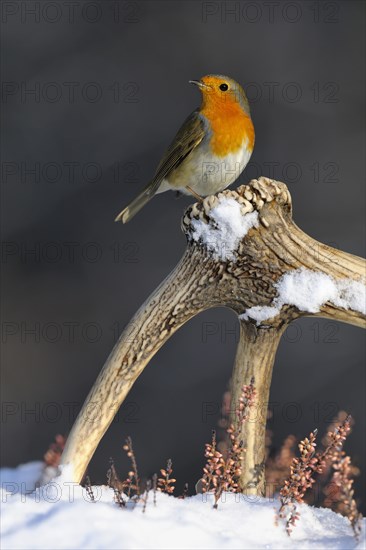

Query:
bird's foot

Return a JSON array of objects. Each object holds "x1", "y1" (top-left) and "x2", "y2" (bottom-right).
[{"x1": 186, "y1": 186, "x2": 203, "y2": 202}]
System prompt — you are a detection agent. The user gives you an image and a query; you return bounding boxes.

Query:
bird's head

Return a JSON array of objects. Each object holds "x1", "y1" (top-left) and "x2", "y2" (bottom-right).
[{"x1": 189, "y1": 74, "x2": 250, "y2": 115}]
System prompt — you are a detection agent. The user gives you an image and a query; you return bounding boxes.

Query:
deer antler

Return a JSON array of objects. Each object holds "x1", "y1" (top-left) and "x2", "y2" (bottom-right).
[{"x1": 60, "y1": 177, "x2": 365, "y2": 487}]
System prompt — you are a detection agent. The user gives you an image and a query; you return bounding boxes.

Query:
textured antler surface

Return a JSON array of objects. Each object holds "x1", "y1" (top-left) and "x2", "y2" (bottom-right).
[{"x1": 60, "y1": 177, "x2": 365, "y2": 485}]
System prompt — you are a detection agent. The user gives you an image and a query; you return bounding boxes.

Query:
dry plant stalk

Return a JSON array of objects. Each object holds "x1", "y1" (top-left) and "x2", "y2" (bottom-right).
[
  {"x1": 142, "y1": 479, "x2": 151, "y2": 513},
  {"x1": 84, "y1": 475, "x2": 95, "y2": 503},
  {"x1": 157, "y1": 458, "x2": 176, "y2": 495},
  {"x1": 220, "y1": 391, "x2": 297, "y2": 498},
  {"x1": 122, "y1": 436, "x2": 140, "y2": 498},
  {"x1": 152, "y1": 473, "x2": 158, "y2": 506},
  {"x1": 107, "y1": 458, "x2": 126, "y2": 507},
  {"x1": 107, "y1": 439, "x2": 155, "y2": 511},
  {"x1": 201, "y1": 378, "x2": 256, "y2": 508},
  {"x1": 178, "y1": 482, "x2": 189, "y2": 499},
  {"x1": 321, "y1": 412, "x2": 360, "y2": 521},
  {"x1": 106, "y1": 443, "x2": 140, "y2": 508},
  {"x1": 330, "y1": 455, "x2": 362, "y2": 539},
  {"x1": 278, "y1": 416, "x2": 352, "y2": 536},
  {"x1": 322, "y1": 415, "x2": 362, "y2": 541}
]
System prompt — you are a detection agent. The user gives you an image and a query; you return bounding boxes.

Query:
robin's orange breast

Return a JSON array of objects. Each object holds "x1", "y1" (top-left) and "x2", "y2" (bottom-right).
[{"x1": 201, "y1": 102, "x2": 255, "y2": 157}]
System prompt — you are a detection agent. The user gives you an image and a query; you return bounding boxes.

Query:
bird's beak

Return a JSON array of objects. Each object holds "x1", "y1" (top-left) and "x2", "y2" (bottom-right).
[{"x1": 189, "y1": 80, "x2": 211, "y2": 90}]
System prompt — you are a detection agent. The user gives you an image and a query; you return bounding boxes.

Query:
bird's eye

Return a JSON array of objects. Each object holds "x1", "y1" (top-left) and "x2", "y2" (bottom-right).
[{"x1": 219, "y1": 83, "x2": 229, "y2": 91}]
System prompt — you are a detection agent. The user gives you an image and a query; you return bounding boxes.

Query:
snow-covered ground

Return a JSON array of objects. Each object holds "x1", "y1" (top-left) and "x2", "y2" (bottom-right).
[{"x1": 1, "y1": 462, "x2": 364, "y2": 550}]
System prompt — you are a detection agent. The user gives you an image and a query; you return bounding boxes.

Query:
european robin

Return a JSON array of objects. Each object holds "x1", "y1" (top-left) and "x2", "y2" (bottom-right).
[{"x1": 115, "y1": 74, "x2": 255, "y2": 223}]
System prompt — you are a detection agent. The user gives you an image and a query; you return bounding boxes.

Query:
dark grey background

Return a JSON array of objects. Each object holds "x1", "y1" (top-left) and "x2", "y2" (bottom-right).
[{"x1": 1, "y1": 0, "x2": 365, "y2": 508}]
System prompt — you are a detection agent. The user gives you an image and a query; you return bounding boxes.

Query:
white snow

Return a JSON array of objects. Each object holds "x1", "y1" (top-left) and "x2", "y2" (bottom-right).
[
  {"x1": 241, "y1": 268, "x2": 366, "y2": 325},
  {"x1": 191, "y1": 197, "x2": 259, "y2": 261},
  {"x1": 331, "y1": 279, "x2": 366, "y2": 314},
  {"x1": 1, "y1": 463, "x2": 364, "y2": 550}
]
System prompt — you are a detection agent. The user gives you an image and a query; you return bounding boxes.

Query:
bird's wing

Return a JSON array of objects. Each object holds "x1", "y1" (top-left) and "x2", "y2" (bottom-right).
[
  {"x1": 149, "y1": 110, "x2": 205, "y2": 193},
  {"x1": 114, "y1": 111, "x2": 205, "y2": 223}
]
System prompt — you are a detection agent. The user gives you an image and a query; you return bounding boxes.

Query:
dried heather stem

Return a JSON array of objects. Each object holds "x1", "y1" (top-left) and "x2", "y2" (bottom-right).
[
  {"x1": 84, "y1": 475, "x2": 95, "y2": 503},
  {"x1": 278, "y1": 430, "x2": 318, "y2": 535},
  {"x1": 157, "y1": 458, "x2": 176, "y2": 495},
  {"x1": 178, "y1": 483, "x2": 189, "y2": 499},
  {"x1": 328, "y1": 445, "x2": 362, "y2": 539},
  {"x1": 123, "y1": 436, "x2": 140, "y2": 497},
  {"x1": 142, "y1": 479, "x2": 151, "y2": 513},
  {"x1": 107, "y1": 458, "x2": 126, "y2": 508},
  {"x1": 152, "y1": 473, "x2": 157, "y2": 506},
  {"x1": 278, "y1": 415, "x2": 353, "y2": 536},
  {"x1": 201, "y1": 380, "x2": 257, "y2": 508}
]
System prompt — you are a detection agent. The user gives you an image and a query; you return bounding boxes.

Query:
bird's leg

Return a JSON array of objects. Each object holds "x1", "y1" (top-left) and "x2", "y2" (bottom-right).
[{"x1": 186, "y1": 186, "x2": 203, "y2": 202}]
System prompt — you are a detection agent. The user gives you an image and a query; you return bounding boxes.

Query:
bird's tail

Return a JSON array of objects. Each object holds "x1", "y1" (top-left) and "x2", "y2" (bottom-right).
[{"x1": 114, "y1": 186, "x2": 155, "y2": 223}]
